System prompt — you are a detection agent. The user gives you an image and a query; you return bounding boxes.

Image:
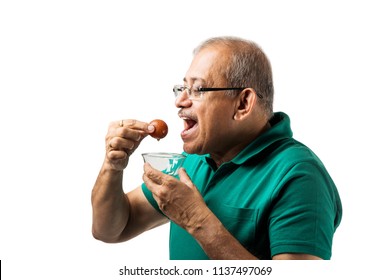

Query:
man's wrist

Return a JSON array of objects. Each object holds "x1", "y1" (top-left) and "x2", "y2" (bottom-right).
[{"x1": 187, "y1": 210, "x2": 221, "y2": 245}]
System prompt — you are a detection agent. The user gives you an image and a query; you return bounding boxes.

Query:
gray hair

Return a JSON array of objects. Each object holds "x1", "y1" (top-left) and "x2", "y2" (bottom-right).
[{"x1": 193, "y1": 36, "x2": 274, "y2": 119}]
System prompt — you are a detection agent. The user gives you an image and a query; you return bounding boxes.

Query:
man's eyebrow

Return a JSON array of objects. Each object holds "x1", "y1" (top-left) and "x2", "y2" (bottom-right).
[{"x1": 183, "y1": 77, "x2": 206, "y2": 84}]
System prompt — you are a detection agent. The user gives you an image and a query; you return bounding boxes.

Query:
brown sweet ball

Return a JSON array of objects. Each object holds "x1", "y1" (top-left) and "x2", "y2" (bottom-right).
[{"x1": 149, "y1": 119, "x2": 168, "y2": 140}]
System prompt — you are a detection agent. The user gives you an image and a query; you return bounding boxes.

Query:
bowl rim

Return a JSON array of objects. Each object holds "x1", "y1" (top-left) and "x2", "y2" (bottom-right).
[{"x1": 141, "y1": 152, "x2": 186, "y2": 159}]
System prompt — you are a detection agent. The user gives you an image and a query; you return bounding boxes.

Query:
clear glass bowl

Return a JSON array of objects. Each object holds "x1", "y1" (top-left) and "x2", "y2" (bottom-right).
[{"x1": 142, "y1": 153, "x2": 186, "y2": 176}]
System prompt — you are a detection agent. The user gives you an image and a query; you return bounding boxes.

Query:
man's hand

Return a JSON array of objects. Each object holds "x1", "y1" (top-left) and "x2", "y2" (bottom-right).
[
  {"x1": 105, "y1": 119, "x2": 155, "y2": 171},
  {"x1": 142, "y1": 163, "x2": 212, "y2": 233}
]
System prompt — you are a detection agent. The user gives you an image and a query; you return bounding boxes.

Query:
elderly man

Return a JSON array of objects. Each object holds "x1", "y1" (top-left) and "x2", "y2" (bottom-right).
[{"x1": 91, "y1": 36, "x2": 342, "y2": 260}]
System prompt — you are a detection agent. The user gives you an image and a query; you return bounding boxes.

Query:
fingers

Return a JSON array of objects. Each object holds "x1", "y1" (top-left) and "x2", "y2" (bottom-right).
[
  {"x1": 111, "y1": 119, "x2": 154, "y2": 141},
  {"x1": 143, "y1": 165, "x2": 192, "y2": 191},
  {"x1": 142, "y1": 164, "x2": 209, "y2": 229},
  {"x1": 119, "y1": 119, "x2": 155, "y2": 133},
  {"x1": 143, "y1": 163, "x2": 181, "y2": 213},
  {"x1": 105, "y1": 119, "x2": 155, "y2": 170},
  {"x1": 107, "y1": 119, "x2": 153, "y2": 151},
  {"x1": 142, "y1": 163, "x2": 168, "y2": 188}
]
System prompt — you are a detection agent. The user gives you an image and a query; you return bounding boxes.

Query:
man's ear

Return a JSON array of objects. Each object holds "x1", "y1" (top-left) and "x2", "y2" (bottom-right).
[{"x1": 233, "y1": 88, "x2": 258, "y2": 120}]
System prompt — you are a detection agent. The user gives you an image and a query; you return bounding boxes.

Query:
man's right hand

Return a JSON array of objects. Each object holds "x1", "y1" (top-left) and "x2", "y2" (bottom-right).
[{"x1": 105, "y1": 119, "x2": 155, "y2": 171}]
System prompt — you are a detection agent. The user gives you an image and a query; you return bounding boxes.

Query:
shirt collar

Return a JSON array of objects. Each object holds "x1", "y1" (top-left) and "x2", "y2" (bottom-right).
[
  {"x1": 200, "y1": 112, "x2": 293, "y2": 167},
  {"x1": 231, "y1": 112, "x2": 292, "y2": 165}
]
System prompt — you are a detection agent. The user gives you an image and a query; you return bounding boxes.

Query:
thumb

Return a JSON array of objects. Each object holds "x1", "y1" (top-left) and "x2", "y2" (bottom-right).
[{"x1": 178, "y1": 168, "x2": 193, "y2": 187}]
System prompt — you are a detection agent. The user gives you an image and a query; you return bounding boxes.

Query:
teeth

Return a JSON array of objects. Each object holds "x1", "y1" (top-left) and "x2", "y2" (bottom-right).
[{"x1": 179, "y1": 112, "x2": 198, "y2": 134}]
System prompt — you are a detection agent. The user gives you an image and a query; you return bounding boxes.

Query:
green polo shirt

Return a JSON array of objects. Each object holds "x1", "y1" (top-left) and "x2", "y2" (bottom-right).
[{"x1": 141, "y1": 112, "x2": 342, "y2": 260}]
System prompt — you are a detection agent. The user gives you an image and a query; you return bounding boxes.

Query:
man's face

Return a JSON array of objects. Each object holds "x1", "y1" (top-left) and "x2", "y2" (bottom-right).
[{"x1": 175, "y1": 47, "x2": 238, "y2": 156}]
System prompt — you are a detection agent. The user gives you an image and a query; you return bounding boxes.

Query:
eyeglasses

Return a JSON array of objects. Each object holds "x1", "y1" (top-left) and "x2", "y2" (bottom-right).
[{"x1": 173, "y1": 85, "x2": 247, "y2": 100}]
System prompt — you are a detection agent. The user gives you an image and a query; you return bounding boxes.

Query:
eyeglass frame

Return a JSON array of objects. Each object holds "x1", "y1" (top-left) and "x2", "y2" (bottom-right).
[{"x1": 173, "y1": 85, "x2": 263, "y2": 100}]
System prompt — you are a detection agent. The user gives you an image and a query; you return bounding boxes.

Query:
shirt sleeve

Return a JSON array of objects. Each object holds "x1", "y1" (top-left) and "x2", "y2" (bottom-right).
[{"x1": 269, "y1": 161, "x2": 342, "y2": 259}]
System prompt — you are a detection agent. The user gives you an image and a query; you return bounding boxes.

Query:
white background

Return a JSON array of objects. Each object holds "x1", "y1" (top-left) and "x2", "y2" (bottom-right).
[{"x1": 1, "y1": 0, "x2": 389, "y2": 279}]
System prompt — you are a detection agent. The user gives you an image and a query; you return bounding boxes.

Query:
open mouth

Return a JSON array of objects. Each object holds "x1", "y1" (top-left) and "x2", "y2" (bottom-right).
[
  {"x1": 179, "y1": 113, "x2": 198, "y2": 138},
  {"x1": 183, "y1": 118, "x2": 197, "y2": 133}
]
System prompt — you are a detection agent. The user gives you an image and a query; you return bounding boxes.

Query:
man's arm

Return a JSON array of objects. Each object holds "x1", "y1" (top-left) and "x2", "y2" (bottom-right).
[
  {"x1": 190, "y1": 212, "x2": 322, "y2": 260},
  {"x1": 188, "y1": 209, "x2": 258, "y2": 259},
  {"x1": 91, "y1": 119, "x2": 168, "y2": 243},
  {"x1": 91, "y1": 168, "x2": 168, "y2": 243},
  {"x1": 142, "y1": 164, "x2": 322, "y2": 260}
]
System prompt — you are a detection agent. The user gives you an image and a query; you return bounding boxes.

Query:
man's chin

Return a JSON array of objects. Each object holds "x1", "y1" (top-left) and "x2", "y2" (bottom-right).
[{"x1": 183, "y1": 143, "x2": 203, "y2": 155}]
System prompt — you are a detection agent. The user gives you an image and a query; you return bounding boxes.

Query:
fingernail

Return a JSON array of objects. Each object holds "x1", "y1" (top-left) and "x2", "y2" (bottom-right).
[{"x1": 148, "y1": 125, "x2": 155, "y2": 132}]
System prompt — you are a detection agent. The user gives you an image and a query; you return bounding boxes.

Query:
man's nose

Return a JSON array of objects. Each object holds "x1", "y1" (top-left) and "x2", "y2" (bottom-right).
[{"x1": 175, "y1": 91, "x2": 193, "y2": 108}]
